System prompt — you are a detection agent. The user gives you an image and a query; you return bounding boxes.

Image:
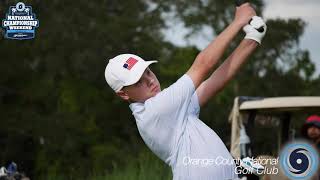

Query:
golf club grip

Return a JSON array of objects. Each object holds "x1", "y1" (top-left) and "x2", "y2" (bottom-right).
[
  {"x1": 247, "y1": 19, "x2": 264, "y2": 32},
  {"x1": 236, "y1": 0, "x2": 247, "y2": 7}
]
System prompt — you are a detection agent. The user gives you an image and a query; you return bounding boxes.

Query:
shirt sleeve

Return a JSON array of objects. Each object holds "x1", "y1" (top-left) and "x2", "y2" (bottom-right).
[
  {"x1": 146, "y1": 74, "x2": 196, "y2": 120},
  {"x1": 188, "y1": 92, "x2": 200, "y2": 117},
  {"x1": 141, "y1": 74, "x2": 196, "y2": 163}
]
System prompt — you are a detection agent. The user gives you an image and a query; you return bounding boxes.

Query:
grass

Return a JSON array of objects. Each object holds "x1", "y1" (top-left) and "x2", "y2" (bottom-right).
[
  {"x1": 96, "y1": 150, "x2": 172, "y2": 180},
  {"x1": 44, "y1": 150, "x2": 172, "y2": 180}
]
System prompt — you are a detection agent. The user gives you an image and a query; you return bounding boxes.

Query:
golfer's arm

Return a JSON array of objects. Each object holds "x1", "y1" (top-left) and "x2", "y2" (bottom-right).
[
  {"x1": 187, "y1": 21, "x2": 243, "y2": 88},
  {"x1": 196, "y1": 39, "x2": 258, "y2": 107}
]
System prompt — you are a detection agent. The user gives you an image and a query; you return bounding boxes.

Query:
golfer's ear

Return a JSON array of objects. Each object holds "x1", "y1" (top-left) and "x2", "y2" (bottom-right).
[{"x1": 116, "y1": 90, "x2": 130, "y2": 101}]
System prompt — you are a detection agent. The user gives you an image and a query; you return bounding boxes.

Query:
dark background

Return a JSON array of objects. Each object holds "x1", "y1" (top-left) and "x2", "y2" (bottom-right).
[{"x1": 0, "y1": 0, "x2": 319, "y2": 179}]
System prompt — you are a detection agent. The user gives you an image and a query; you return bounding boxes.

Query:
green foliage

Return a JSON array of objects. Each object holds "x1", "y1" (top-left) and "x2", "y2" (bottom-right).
[
  {"x1": 0, "y1": 0, "x2": 319, "y2": 179},
  {"x1": 159, "y1": 46, "x2": 200, "y2": 87},
  {"x1": 102, "y1": 150, "x2": 172, "y2": 180}
]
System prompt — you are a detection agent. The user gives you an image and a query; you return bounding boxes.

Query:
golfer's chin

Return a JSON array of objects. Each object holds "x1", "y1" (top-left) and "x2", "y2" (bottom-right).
[
  {"x1": 138, "y1": 91, "x2": 160, "y2": 103},
  {"x1": 150, "y1": 92, "x2": 159, "y2": 98},
  {"x1": 143, "y1": 93, "x2": 157, "y2": 101},
  {"x1": 132, "y1": 89, "x2": 161, "y2": 103},
  {"x1": 150, "y1": 88, "x2": 161, "y2": 96}
]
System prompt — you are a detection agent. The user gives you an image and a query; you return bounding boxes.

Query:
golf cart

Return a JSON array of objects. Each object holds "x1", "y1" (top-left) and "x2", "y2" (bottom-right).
[{"x1": 228, "y1": 96, "x2": 320, "y2": 179}]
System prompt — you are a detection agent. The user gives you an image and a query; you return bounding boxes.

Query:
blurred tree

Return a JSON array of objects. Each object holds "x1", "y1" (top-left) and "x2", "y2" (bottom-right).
[{"x1": 0, "y1": 0, "x2": 319, "y2": 179}]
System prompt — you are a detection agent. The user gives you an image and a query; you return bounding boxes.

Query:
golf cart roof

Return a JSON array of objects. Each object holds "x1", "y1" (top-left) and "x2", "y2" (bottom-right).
[
  {"x1": 229, "y1": 96, "x2": 320, "y2": 159},
  {"x1": 239, "y1": 96, "x2": 320, "y2": 111}
]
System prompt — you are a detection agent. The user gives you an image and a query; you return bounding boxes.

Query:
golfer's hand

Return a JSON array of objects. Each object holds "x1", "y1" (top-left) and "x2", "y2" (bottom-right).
[
  {"x1": 234, "y1": 3, "x2": 256, "y2": 27},
  {"x1": 243, "y1": 16, "x2": 267, "y2": 44}
]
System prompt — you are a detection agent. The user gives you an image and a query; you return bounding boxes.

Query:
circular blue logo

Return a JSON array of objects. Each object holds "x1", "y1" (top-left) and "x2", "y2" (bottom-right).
[
  {"x1": 279, "y1": 141, "x2": 319, "y2": 179},
  {"x1": 16, "y1": 2, "x2": 25, "y2": 12}
]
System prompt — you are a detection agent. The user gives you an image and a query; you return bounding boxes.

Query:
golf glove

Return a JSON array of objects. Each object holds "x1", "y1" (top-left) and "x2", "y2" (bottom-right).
[{"x1": 243, "y1": 16, "x2": 267, "y2": 44}]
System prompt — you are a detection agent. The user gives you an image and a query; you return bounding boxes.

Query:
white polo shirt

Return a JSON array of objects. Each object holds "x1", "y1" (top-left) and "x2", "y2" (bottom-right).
[{"x1": 129, "y1": 74, "x2": 238, "y2": 180}]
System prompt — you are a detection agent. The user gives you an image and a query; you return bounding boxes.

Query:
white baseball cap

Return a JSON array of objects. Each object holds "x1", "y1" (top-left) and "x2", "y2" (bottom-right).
[{"x1": 105, "y1": 54, "x2": 157, "y2": 92}]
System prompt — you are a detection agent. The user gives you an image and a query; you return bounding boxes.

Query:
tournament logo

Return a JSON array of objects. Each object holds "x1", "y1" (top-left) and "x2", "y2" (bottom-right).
[
  {"x1": 2, "y1": 2, "x2": 39, "y2": 40},
  {"x1": 279, "y1": 141, "x2": 319, "y2": 179}
]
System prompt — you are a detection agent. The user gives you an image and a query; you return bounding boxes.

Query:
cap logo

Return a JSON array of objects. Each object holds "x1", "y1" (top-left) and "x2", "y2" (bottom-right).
[{"x1": 123, "y1": 57, "x2": 138, "y2": 70}]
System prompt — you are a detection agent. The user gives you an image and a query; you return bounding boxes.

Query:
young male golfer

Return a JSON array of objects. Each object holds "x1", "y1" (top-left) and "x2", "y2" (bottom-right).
[{"x1": 105, "y1": 3, "x2": 266, "y2": 180}]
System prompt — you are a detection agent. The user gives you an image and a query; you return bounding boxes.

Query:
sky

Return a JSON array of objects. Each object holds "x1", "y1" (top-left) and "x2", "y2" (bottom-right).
[
  {"x1": 264, "y1": 0, "x2": 320, "y2": 76},
  {"x1": 163, "y1": 0, "x2": 320, "y2": 76}
]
